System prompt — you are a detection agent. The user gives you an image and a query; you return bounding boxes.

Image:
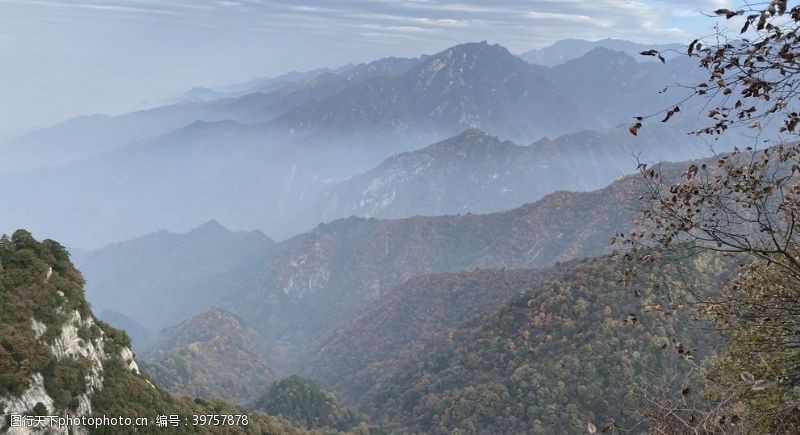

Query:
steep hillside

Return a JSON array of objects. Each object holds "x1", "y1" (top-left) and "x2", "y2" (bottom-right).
[
  {"x1": 76, "y1": 167, "x2": 655, "y2": 351},
  {"x1": 300, "y1": 269, "x2": 547, "y2": 398},
  {"x1": 227, "y1": 168, "x2": 649, "y2": 345},
  {"x1": 253, "y1": 376, "x2": 365, "y2": 432},
  {"x1": 307, "y1": 254, "x2": 731, "y2": 434},
  {"x1": 73, "y1": 151, "x2": 712, "y2": 358},
  {"x1": 142, "y1": 309, "x2": 276, "y2": 406},
  {"x1": 73, "y1": 221, "x2": 276, "y2": 339},
  {"x1": 0, "y1": 230, "x2": 309, "y2": 434}
]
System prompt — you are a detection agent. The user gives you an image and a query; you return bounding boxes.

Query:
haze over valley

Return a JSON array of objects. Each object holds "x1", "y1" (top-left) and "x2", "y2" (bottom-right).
[
  {"x1": 0, "y1": 40, "x2": 712, "y2": 248},
  {"x1": 3, "y1": 1, "x2": 798, "y2": 433}
]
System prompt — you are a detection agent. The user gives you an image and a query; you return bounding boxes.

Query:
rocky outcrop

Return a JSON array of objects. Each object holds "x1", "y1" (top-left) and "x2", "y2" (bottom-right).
[
  {"x1": 0, "y1": 301, "x2": 139, "y2": 435},
  {"x1": 0, "y1": 229, "x2": 311, "y2": 435}
]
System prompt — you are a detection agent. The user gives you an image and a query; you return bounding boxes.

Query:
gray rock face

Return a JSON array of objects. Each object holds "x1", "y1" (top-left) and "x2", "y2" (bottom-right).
[{"x1": 0, "y1": 304, "x2": 139, "y2": 435}]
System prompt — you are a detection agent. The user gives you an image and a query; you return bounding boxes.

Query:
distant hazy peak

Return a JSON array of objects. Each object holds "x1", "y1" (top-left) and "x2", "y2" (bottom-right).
[
  {"x1": 418, "y1": 41, "x2": 523, "y2": 69},
  {"x1": 191, "y1": 219, "x2": 230, "y2": 234},
  {"x1": 415, "y1": 129, "x2": 519, "y2": 155},
  {"x1": 520, "y1": 38, "x2": 680, "y2": 67},
  {"x1": 346, "y1": 55, "x2": 421, "y2": 76},
  {"x1": 571, "y1": 46, "x2": 638, "y2": 63},
  {"x1": 440, "y1": 40, "x2": 508, "y2": 54},
  {"x1": 144, "y1": 306, "x2": 275, "y2": 405},
  {"x1": 165, "y1": 307, "x2": 246, "y2": 333},
  {"x1": 185, "y1": 307, "x2": 242, "y2": 324}
]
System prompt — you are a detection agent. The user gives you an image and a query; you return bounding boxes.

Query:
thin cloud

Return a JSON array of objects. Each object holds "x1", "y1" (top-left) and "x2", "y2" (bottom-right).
[
  {"x1": 0, "y1": 0, "x2": 713, "y2": 45},
  {"x1": 0, "y1": 0, "x2": 181, "y2": 15},
  {"x1": 0, "y1": 0, "x2": 719, "y2": 132}
]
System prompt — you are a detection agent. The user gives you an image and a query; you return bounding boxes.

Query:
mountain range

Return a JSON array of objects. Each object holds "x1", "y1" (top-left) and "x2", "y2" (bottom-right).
[
  {"x1": 75, "y1": 156, "x2": 657, "y2": 358},
  {"x1": 0, "y1": 40, "x2": 715, "y2": 249},
  {"x1": 313, "y1": 123, "x2": 709, "y2": 223},
  {"x1": 73, "y1": 221, "x2": 275, "y2": 338},
  {"x1": 0, "y1": 153, "x2": 731, "y2": 432},
  {"x1": 269, "y1": 42, "x2": 596, "y2": 146},
  {"x1": 520, "y1": 38, "x2": 682, "y2": 66},
  {"x1": 2, "y1": 34, "x2": 760, "y2": 435}
]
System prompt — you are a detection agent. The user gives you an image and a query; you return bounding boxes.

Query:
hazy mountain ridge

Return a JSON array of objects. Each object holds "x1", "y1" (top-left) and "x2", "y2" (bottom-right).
[
  {"x1": 85, "y1": 165, "x2": 648, "y2": 351},
  {"x1": 73, "y1": 150, "x2": 713, "y2": 356},
  {"x1": 142, "y1": 308, "x2": 276, "y2": 405},
  {"x1": 314, "y1": 122, "x2": 712, "y2": 223},
  {"x1": 73, "y1": 221, "x2": 276, "y2": 338},
  {"x1": 272, "y1": 42, "x2": 598, "y2": 145},
  {"x1": 316, "y1": 129, "x2": 553, "y2": 220},
  {"x1": 0, "y1": 40, "x2": 714, "y2": 250},
  {"x1": 183, "y1": 56, "x2": 420, "y2": 102},
  {"x1": 0, "y1": 55, "x2": 419, "y2": 177},
  {"x1": 521, "y1": 38, "x2": 682, "y2": 66},
  {"x1": 544, "y1": 47, "x2": 705, "y2": 126},
  {"x1": 0, "y1": 119, "x2": 307, "y2": 247}
]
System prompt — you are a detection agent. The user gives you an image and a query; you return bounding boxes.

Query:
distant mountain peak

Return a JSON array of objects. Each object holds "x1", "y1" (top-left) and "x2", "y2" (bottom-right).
[
  {"x1": 521, "y1": 38, "x2": 680, "y2": 66},
  {"x1": 426, "y1": 41, "x2": 518, "y2": 66},
  {"x1": 456, "y1": 127, "x2": 489, "y2": 138},
  {"x1": 191, "y1": 307, "x2": 241, "y2": 323},
  {"x1": 565, "y1": 46, "x2": 638, "y2": 68},
  {"x1": 583, "y1": 45, "x2": 636, "y2": 58},
  {"x1": 412, "y1": 41, "x2": 524, "y2": 87},
  {"x1": 159, "y1": 307, "x2": 245, "y2": 335},
  {"x1": 422, "y1": 129, "x2": 514, "y2": 154},
  {"x1": 144, "y1": 306, "x2": 275, "y2": 404},
  {"x1": 443, "y1": 40, "x2": 503, "y2": 53},
  {"x1": 191, "y1": 220, "x2": 230, "y2": 234}
]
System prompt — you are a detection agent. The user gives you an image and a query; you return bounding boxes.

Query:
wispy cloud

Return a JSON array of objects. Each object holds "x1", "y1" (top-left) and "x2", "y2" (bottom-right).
[
  {"x1": 0, "y1": 0, "x2": 183, "y2": 15},
  {"x1": 0, "y1": 0, "x2": 719, "y2": 47},
  {"x1": 0, "y1": 0, "x2": 723, "y2": 132}
]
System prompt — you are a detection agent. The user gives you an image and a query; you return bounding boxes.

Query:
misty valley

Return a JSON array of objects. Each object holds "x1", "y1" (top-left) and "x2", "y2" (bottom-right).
[{"x1": 2, "y1": 2, "x2": 800, "y2": 434}]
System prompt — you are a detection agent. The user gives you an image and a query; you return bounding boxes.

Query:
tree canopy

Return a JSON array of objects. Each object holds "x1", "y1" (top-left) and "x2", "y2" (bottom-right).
[{"x1": 620, "y1": 1, "x2": 800, "y2": 432}]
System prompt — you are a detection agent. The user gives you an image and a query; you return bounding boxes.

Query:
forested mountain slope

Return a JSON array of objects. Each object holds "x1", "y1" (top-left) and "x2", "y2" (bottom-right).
[
  {"x1": 0, "y1": 230, "x2": 309, "y2": 434},
  {"x1": 75, "y1": 159, "x2": 671, "y2": 351},
  {"x1": 304, "y1": 254, "x2": 732, "y2": 434},
  {"x1": 142, "y1": 309, "x2": 276, "y2": 406},
  {"x1": 226, "y1": 170, "x2": 645, "y2": 345},
  {"x1": 253, "y1": 376, "x2": 366, "y2": 433}
]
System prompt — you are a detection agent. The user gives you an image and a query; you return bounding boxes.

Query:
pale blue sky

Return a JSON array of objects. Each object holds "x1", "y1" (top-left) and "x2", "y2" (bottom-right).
[{"x1": 0, "y1": 0, "x2": 731, "y2": 133}]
